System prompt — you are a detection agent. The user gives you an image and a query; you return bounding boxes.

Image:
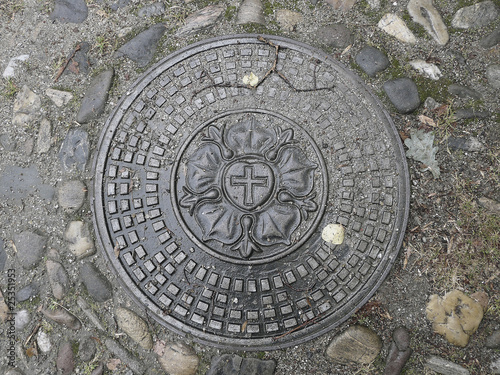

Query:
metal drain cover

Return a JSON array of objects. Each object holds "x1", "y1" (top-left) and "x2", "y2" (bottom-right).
[{"x1": 92, "y1": 35, "x2": 409, "y2": 350}]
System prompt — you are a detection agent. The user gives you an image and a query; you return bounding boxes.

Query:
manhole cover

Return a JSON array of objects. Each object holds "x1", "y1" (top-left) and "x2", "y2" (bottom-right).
[{"x1": 92, "y1": 35, "x2": 409, "y2": 350}]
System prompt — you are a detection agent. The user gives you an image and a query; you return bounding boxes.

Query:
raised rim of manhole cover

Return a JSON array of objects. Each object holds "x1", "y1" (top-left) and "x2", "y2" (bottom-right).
[{"x1": 91, "y1": 34, "x2": 410, "y2": 350}]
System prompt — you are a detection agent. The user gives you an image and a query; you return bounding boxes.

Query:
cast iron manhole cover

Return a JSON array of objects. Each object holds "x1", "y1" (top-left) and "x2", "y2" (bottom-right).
[{"x1": 92, "y1": 35, "x2": 409, "y2": 350}]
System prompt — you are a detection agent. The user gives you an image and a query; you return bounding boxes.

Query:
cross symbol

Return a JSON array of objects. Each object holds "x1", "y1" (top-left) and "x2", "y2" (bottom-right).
[{"x1": 231, "y1": 165, "x2": 268, "y2": 207}]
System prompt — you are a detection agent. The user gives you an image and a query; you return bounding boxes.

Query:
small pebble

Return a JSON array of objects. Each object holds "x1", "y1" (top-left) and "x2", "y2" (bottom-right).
[
  {"x1": 452, "y1": 1, "x2": 498, "y2": 29},
  {"x1": 448, "y1": 84, "x2": 481, "y2": 100},
  {"x1": 65, "y1": 220, "x2": 95, "y2": 259},
  {"x1": 50, "y1": 0, "x2": 88, "y2": 23},
  {"x1": 37, "y1": 330, "x2": 52, "y2": 353},
  {"x1": 15, "y1": 282, "x2": 39, "y2": 302},
  {"x1": 79, "y1": 336, "x2": 97, "y2": 362},
  {"x1": 316, "y1": 24, "x2": 354, "y2": 49},
  {"x1": 15, "y1": 309, "x2": 31, "y2": 331},
  {"x1": 59, "y1": 128, "x2": 90, "y2": 173},
  {"x1": 326, "y1": 325, "x2": 382, "y2": 364},
  {"x1": 480, "y1": 27, "x2": 500, "y2": 48},
  {"x1": 14, "y1": 231, "x2": 47, "y2": 269},
  {"x1": 237, "y1": 0, "x2": 265, "y2": 25},
  {"x1": 157, "y1": 342, "x2": 200, "y2": 375},
  {"x1": 486, "y1": 330, "x2": 500, "y2": 349},
  {"x1": 486, "y1": 64, "x2": 500, "y2": 89},
  {"x1": 355, "y1": 46, "x2": 390, "y2": 77},
  {"x1": 426, "y1": 355, "x2": 470, "y2": 375},
  {"x1": 383, "y1": 78, "x2": 420, "y2": 114},
  {"x1": 80, "y1": 262, "x2": 113, "y2": 302},
  {"x1": 77, "y1": 68, "x2": 114, "y2": 123},
  {"x1": 58, "y1": 180, "x2": 86, "y2": 212},
  {"x1": 41, "y1": 306, "x2": 81, "y2": 330},
  {"x1": 57, "y1": 341, "x2": 76, "y2": 375},
  {"x1": 116, "y1": 307, "x2": 153, "y2": 350},
  {"x1": 138, "y1": 2, "x2": 165, "y2": 17},
  {"x1": 46, "y1": 259, "x2": 70, "y2": 300}
]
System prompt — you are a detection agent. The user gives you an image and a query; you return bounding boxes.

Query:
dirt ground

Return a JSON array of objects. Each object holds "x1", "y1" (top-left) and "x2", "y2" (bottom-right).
[{"x1": 0, "y1": 0, "x2": 499, "y2": 374}]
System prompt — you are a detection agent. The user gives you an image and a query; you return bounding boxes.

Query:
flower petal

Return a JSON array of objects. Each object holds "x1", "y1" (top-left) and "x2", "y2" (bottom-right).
[
  {"x1": 253, "y1": 203, "x2": 301, "y2": 245},
  {"x1": 195, "y1": 201, "x2": 242, "y2": 244},
  {"x1": 185, "y1": 143, "x2": 222, "y2": 193},
  {"x1": 277, "y1": 147, "x2": 317, "y2": 196},
  {"x1": 225, "y1": 117, "x2": 276, "y2": 155}
]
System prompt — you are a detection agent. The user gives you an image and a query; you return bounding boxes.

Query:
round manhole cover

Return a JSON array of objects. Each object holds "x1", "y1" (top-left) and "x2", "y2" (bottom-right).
[{"x1": 92, "y1": 35, "x2": 409, "y2": 350}]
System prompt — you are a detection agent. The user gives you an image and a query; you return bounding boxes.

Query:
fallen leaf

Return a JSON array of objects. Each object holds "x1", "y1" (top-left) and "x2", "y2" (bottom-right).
[
  {"x1": 418, "y1": 115, "x2": 436, "y2": 127},
  {"x1": 242, "y1": 72, "x2": 259, "y2": 87},
  {"x1": 107, "y1": 358, "x2": 122, "y2": 371},
  {"x1": 241, "y1": 320, "x2": 248, "y2": 332}
]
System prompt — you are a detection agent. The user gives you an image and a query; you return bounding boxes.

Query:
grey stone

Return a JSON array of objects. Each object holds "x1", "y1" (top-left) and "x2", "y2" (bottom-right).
[
  {"x1": 367, "y1": 0, "x2": 380, "y2": 9},
  {"x1": 15, "y1": 282, "x2": 39, "y2": 302},
  {"x1": 116, "y1": 307, "x2": 153, "y2": 349},
  {"x1": 408, "y1": 0, "x2": 449, "y2": 45},
  {"x1": 325, "y1": 0, "x2": 357, "y2": 12},
  {"x1": 0, "y1": 134, "x2": 16, "y2": 151},
  {"x1": 79, "y1": 336, "x2": 97, "y2": 362},
  {"x1": 59, "y1": 128, "x2": 90, "y2": 173},
  {"x1": 479, "y1": 197, "x2": 500, "y2": 214},
  {"x1": 486, "y1": 64, "x2": 500, "y2": 89},
  {"x1": 157, "y1": 342, "x2": 199, "y2": 375},
  {"x1": 383, "y1": 327, "x2": 412, "y2": 375},
  {"x1": 383, "y1": 78, "x2": 420, "y2": 114},
  {"x1": 326, "y1": 325, "x2": 382, "y2": 364},
  {"x1": 452, "y1": 1, "x2": 498, "y2": 29},
  {"x1": 138, "y1": 2, "x2": 165, "y2": 17},
  {"x1": 65, "y1": 221, "x2": 95, "y2": 258},
  {"x1": 206, "y1": 354, "x2": 276, "y2": 375},
  {"x1": 0, "y1": 166, "x2": 55, "y2": 205},
  {"x1": 448, "y1": 84, "x2": 481, "y2": 100},
  {"x1": 36, "y1": 118, "x2": 52, "y2": 154},
  {"x1": 46, "y1": 259, "x2": 70, "y2": 299},
  {"x1": 425, "y1": 355, "x2": 470, "y2": 375},
  {"x1": 64, "y1": 42, "x2": 91, "y2": 76},
  {"x1": 12, "y1": 85, "x2": 41, "y2": 126},
  {"x1": 110, "y1": 0, "x2": 131, "y2": 10},
  {"x1": 13, "y1": 231, "x2": 47, "y2": 269},
  {"x1": 57, "y1": 341, "x2": 76, "y2": 375},
  {"x1": 486, "y1": 330, "x2": 500, "y2": 349},
  {"x1": 355, "y1": 46, "x2": 389, "y2": 77},
  {"x1": 58, "y1": 180, "x2": 86, "y2": 212},
  {"x1": 50, "y1": 0, "x2": 88, "y2": 23},
  {"x1": 14, "y1": 309, "x2": 31, "y2": 331},
  {"x1": 115, "y1": 25, "x2": 166, "y2": 68},
  {"x1": 46, "y1": 88, "x2": 74, "y2": 107},
  {"x1": 237, "y1": 0, "x2": 265, "y2": 25},
  {"x1": 447, "y1": 137, "x2": 485, "y2": 152},
  {"x1": 77, "y1": 68, "x2": 114, "y2": 123},
  {"x1": 0, "y1": 238, "x2": 5, "y2": 272},
  {"x1": 454, "y1": 108, "x2": 490, "y2": 120},
  {"x1": 317, "y1": 24, "x2": 354, "y2": 49},
  {"x1": 80, "y1": 262, "x2": 113, "y2": 302},
  {"x1": 492, "y1": 357, "x2": 500, "y2": 374},
  {"x1": 41, "y1": 306, "x2": 81, "y2": 330},
  {"x1": 105, "y1": 338, "x2": 145, "y2": 375},
  {"x1": 176, "y1": 5, "x2": 225, "y2": 37},
  {"x1": 424, "y1": 97, "x2": 441, "y2": 110},
  {"x1": 480, "y1": 27, "x2": 500, "y2": 48}
]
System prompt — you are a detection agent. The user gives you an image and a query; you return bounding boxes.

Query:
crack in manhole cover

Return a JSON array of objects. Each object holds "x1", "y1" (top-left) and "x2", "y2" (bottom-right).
[{"x1": 92, "y1": 35, "x2": 410, "y2": 350}]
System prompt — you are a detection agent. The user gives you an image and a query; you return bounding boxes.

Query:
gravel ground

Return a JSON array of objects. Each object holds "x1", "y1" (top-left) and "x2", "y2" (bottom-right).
[{"x1": 0, "y1": 0, "x2": 499, "y2": 374}]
